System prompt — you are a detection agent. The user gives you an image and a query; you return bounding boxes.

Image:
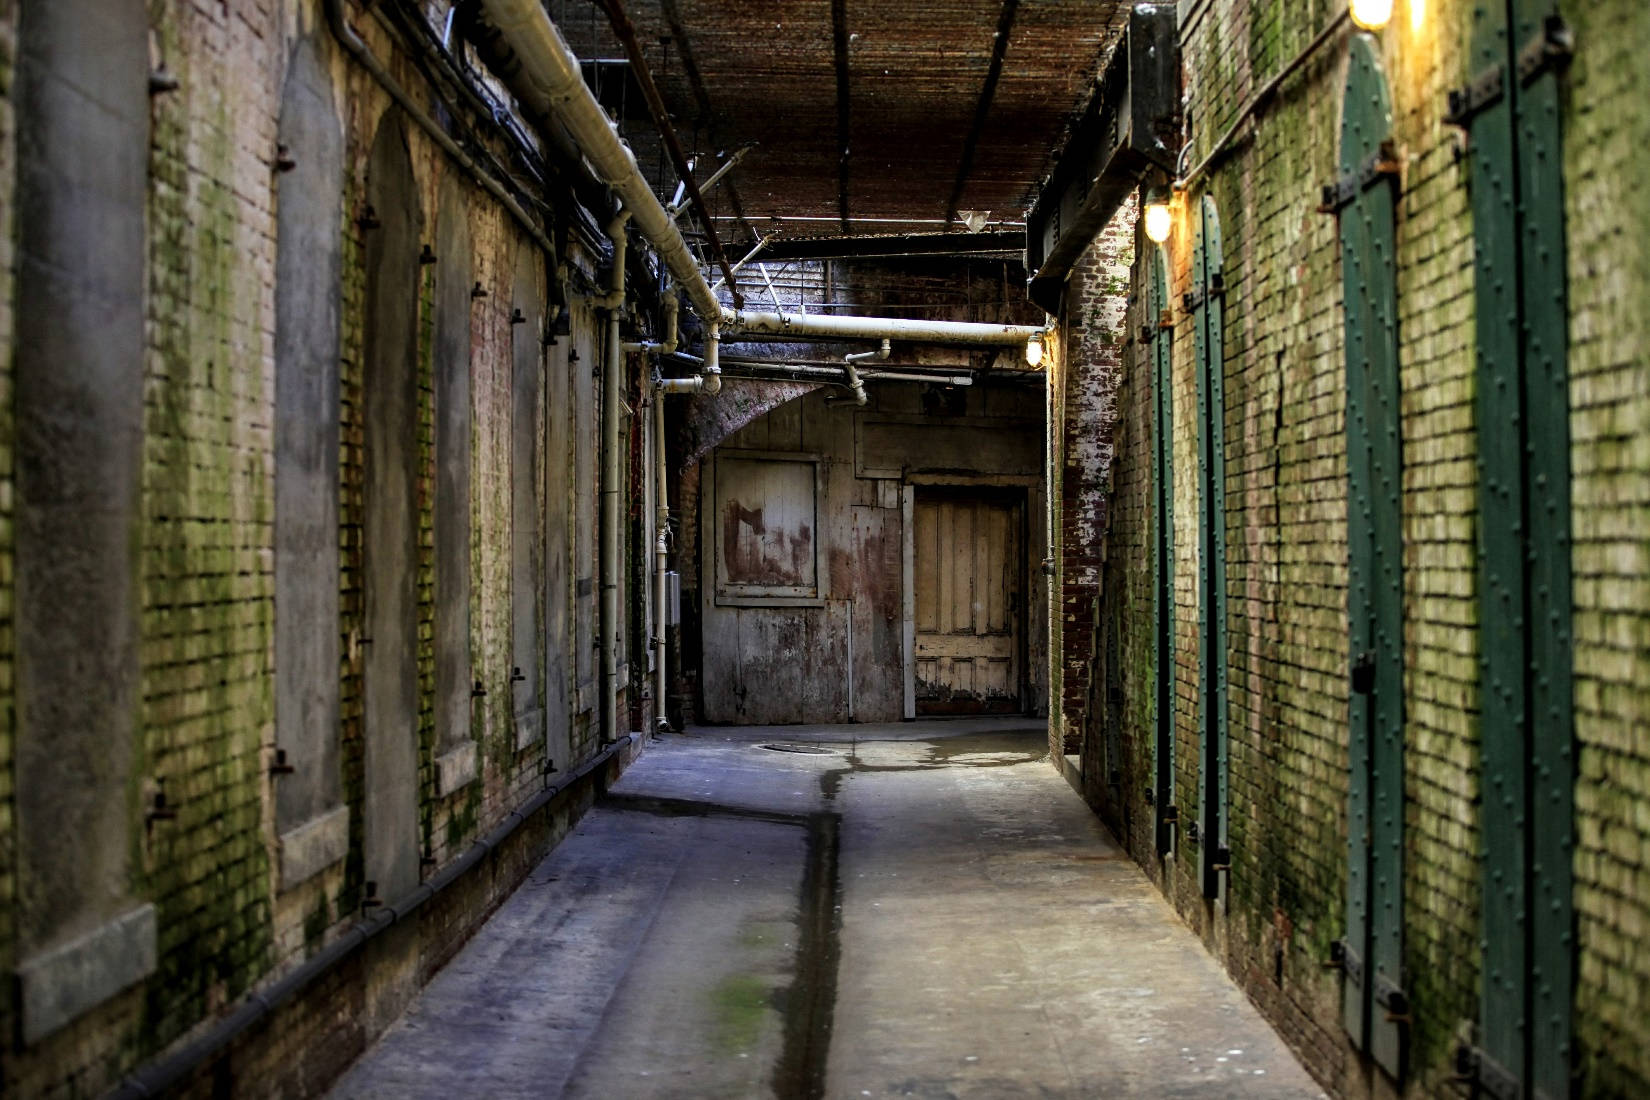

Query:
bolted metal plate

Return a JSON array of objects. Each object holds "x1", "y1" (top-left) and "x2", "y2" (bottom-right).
[
  {"x1": 1336, "y1": 33, "x2": 1406, "y2": 1083},
  {"x1": 1150, "y1": 245, "x2": 1177, "y2": 857},
  {"x1": 1191, "y1": 194, "x2": 1228, "y2": 902},
  {"x1": 1469, "y1": 1, "x2": 1575, "y2": 1095}
]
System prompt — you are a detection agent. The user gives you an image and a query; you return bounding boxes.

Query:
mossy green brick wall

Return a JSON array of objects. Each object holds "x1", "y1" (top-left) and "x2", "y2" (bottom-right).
[
  {"x1": 1563, "y1": 1, "x2": 1650, "y2": 1093},
  {"x1": 0, "y1": 0, "x2": 16, "y2": 1057},
  {"x1": 0, "y1": 3, "x2": 644, "y2": 1094},
  {"x1": 1068, "y1": 0, "x2": 1650, "y2": 1096},
  {"x1": 138, "y1": 0, "x2": 280, "y2": 1061}
]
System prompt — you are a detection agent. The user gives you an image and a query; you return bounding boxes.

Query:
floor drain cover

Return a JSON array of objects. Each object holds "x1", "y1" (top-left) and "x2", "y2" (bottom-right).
[{"x1": 760, "y1": 743, "x2": 836, "y2": 755}]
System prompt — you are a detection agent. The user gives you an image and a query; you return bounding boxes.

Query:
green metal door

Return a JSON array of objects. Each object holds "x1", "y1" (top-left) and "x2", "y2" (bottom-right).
[
  {"x1": 1456, "y1": 2, "x2": 1575, "y2": 1095},
  {"x1": 1190, "y1": 196, "x2": 1228, "y2": 900},
  {"x1": 1149, "y1": 245, "x2": 1176, "y2": 856},
  {"x1": 1334, "y1": 33, "x2": 1406, "y2": 1083}
]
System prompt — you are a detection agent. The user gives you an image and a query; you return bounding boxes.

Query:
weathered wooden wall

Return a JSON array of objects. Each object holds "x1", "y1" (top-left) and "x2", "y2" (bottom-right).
[{"x1": 694, "y1": 380, "x2": 1046, "y2": 724}]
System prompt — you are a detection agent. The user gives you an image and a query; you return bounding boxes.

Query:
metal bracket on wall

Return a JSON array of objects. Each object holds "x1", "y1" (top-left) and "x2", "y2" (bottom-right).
[{"x1": 1444, "y1": 64, "x2": 1505, "y2": 128}]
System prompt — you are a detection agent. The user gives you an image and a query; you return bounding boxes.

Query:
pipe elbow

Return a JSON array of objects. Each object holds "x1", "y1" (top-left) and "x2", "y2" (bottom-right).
[{"x1": 701, "y1": 322, "x2": 721, "y2": 394}]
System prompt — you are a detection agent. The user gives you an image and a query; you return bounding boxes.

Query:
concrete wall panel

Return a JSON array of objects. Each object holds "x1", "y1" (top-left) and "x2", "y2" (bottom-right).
[
  {"x1": 274, "y1": 35, "x2": 345, "y2": 844},
  {"x1": 433, "y1": 177, "x2": 473, "y2": 779},
  {"x1": 13, "y1": 0, "x2": 149, "y2": 982},
  {"x1": 361, "y1": 111, "x2": 422, "y2": 904},
  {"x1": 510, "y1": 246, "x2": 545, "y2": 751}
]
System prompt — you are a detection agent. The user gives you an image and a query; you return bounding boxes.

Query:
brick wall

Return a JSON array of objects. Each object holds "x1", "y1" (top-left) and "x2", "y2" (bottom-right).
[
  {"x1": 1049, "y1": 201, "x2": 1134, "y2": 761},
  {"x1": 0, "y1": 0, "x2": 16, "y2": 1070},
  {"x1": 0, "y1": 1, "x2": 649, "y2": 1094},
  {"x1": 1055, "y1": 0, "x2": 1650, "y2": 1096},
  {"x1": 1562, "y1": 1, "x2": 1650, "y2": 1092}
]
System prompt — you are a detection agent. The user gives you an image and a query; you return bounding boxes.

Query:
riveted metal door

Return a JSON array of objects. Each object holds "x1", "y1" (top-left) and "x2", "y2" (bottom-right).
[
  {"x1": 1190, "y1": 195, "x2": 1228, "y2": 899},
  {"x1": 913, "y1": 489, "x2": 1023, "y2": 715},
  {"x1": 1149, "y1": 245, "x2": 1177, "y2": 856},
  {"x1": 1460, "y1": 1, "x2": 1576, "y2": 1095},
  {"x1": 1336, "y1": 34, "x2": 1406, "y2": 1082}
]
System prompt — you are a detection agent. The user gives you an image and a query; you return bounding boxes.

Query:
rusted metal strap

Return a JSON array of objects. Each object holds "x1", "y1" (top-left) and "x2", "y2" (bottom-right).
[{"x1": 1319, "y1": 139, "x2": 1401, "y2": 214}]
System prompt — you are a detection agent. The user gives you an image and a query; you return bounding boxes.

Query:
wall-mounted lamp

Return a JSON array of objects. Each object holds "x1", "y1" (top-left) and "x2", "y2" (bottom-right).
[
  {"x1": 1350, "y1": 0, "x2": 1393, "y2": 30},
  {"x1": 1025, "y1": 333, "x2": 1046, "y2": 368},
  {"x1": 1144, "y1": 197, "x2": 1173, "y2": 244}
]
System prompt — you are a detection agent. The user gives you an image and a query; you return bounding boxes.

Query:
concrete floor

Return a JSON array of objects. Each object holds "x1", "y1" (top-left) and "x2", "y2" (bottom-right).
[{"x1": 328, "y1": 720, "x2": 1325, "y2": 1099}]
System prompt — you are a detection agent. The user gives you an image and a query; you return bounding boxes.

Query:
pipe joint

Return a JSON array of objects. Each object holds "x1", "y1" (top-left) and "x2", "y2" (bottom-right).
[{"x1": 841, "y1": 339, "x2": 888, "y2": 406}]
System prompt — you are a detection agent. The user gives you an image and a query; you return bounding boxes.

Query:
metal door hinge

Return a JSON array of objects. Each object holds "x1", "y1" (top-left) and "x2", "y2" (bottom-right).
[
  {"x1": 1320, "y1": 140, "x2": 1403, "y2": 214},
  {"x1": 1444, "y1": 64, "x2": 1505, "y2": 127},
  {"x1": 1374, "y1": 974, "x2": 1410, "y2": 1024},
  {"x1": 1452, "y1": 1043, "x2": 1522, "y2": 1100},
  {"x1": 1338, "y1": 940, "x2": 1365, "y2": 986},
  {"x1": 1516, "y1": 15, "x2": 1573, "y2": 87}
]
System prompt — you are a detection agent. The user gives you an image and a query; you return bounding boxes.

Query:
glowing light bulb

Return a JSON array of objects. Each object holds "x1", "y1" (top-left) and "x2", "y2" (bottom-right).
[
  {"x1": 1025, "y1": 334, "x2": 1045, "y2": 367},
  {"x1": 1350, "y1": 0, "x2": 1393, "y2": 30},
  {"x1": 1144, "y1": 201, "x2": 1173, "y2": 244}
]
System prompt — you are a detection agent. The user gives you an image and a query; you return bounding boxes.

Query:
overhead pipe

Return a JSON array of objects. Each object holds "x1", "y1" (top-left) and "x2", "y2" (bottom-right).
[
  {"x1": 600, "y1": 211, "x2": 631, "y2": 747},
  {"x1": 654, "y1": 325, "x2": 720, "y2": 394},
  {"x1": 722, "y1": 310, "x2": 1042, "y2": 346},
  {"x1": 622, "y1": 291, "x2": 677, "y2": 356},
  {"x1": 674, "y1": 146, "x2": 753, "y2": 218},
  {"x1": 325, "y1": 0, "x2": 557, "y2": 260},
  {"x1": 591, "y1": 0, "x2": 744, "y2": 306},
  {"x1": 710, "y1": 234, "x2": 771, "y2": 296},
  {"x1": 841, "y1": 339, "x2": 889, "y2": 406},
  {"x1": 473, "y1": 0, "x2": 722, "y2": 322},
  {"x1": 468, "y1": 1, "x2": 1054, "y2": 353}
]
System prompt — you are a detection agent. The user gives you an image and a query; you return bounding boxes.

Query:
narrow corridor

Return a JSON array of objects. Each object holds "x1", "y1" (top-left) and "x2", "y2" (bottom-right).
[{"x1": 328, "y1": 721, "x2": 1322, "y2": 1099}]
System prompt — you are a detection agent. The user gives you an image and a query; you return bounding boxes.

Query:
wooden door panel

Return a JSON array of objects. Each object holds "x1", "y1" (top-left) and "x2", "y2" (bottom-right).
[{"x1": 913, "y1": 492, "x2": 1022, "y2": 714}]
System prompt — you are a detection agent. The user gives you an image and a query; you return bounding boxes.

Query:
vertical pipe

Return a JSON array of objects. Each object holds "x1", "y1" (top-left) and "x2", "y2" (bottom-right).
[
  {"x1": 601, "y1": 211, "x2": 631, "y2": 744},
  {"x1": 846, "y1": 601, "x2": 855, "y2": 721},
  {"x1": 653, "y1": 378, "x2": 670, "y2": 732}
]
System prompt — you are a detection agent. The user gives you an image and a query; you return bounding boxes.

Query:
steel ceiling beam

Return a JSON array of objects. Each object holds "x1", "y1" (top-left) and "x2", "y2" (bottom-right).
[
  {"x1": 831, "y1": 0, "x2": 852, "y2": 234},
  {"x1": 944, "y1": 0, "x2": 1021, "y2": 230},
  {"x1": 1024, "y1": 4, "x2": 1178, "y2": 313},
  {"x1": 594, "y1": 0, "x2": 743, "y2": 306},
  {"x1": 656, "y1": 0, "x2": 758, "y2": 245},
  {"x1": 753, "y1": 230, "x2": 1026, "y2": 262}
]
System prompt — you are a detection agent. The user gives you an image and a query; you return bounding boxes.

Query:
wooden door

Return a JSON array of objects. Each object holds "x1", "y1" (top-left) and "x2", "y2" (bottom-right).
[{"x1": 913, "y1": 489, "x2": 1022, "y2": 715}]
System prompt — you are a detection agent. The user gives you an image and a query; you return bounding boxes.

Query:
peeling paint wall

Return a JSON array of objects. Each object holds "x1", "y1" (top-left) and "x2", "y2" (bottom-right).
[{"x1": 691, "y1": 381, "x2": 1047, "y2": 725}]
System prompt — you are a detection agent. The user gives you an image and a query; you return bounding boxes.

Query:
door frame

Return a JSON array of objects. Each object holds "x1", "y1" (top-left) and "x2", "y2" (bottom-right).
[{"x1": 901, "y1": 473, "x2": 1040, "y2": 718}]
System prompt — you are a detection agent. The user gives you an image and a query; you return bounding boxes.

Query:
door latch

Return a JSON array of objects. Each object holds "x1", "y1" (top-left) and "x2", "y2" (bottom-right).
[{"x1": 1351, "y1": 651, "x2": 1376, "y2": 695}]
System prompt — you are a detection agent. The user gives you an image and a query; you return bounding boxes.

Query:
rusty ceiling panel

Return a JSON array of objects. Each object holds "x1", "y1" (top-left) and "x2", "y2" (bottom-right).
[{"x1": 551, "y1": 0, "x2": 1131, "y2": 247}]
